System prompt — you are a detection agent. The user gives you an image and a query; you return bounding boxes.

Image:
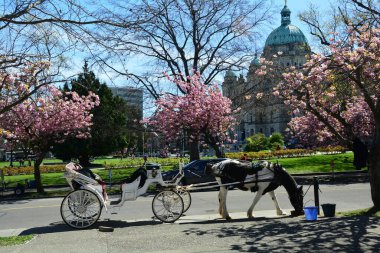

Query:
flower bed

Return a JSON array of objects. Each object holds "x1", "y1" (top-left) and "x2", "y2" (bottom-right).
[
  {"x1": 226, "y1": 147, "x2": 348, "y2": 160},
  {"x1": 0, "y1": 165, "x2": 66, "y2": 176},
  {"x1": 314, "y1": 146, "x2": 348, "y2": 154},
  {"x1": 226, "y1": 149, "x2": 315, "y2": 160}
]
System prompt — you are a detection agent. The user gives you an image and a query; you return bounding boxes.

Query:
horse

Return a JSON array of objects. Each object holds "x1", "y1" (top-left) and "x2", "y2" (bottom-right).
[{"x1": 205, "y1": 159, "x2": 304, "y2": 220}]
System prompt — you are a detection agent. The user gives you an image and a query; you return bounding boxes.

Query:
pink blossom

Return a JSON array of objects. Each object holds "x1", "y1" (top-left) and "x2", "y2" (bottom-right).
[
  {"x1": 0, "y1": 83, "x2": 98, "y2": 151},
  {"x1": 145, "y1": 72, "x2": 236, "y2": 147},
  {"x1": 271, "y1": 26, "x2": 379, "y2": 148}
]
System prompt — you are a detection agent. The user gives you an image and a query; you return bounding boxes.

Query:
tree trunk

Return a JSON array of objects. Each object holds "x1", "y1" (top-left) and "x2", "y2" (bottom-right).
[
  {"x1": 369, "y1": 128, "x2": 380, "y2": 210},
  {"x1": 209, "y1": 142, "x2": 225, "y2": 158},
  {"x1": 34, "y1": 152, "x2": 45, "y2": 194},
  {"x1": 188, "y1": 141, "x2": 200, "y2": 161},
  {"x1": 78, "y1": 153, "x2": 91, "y2": 167}
]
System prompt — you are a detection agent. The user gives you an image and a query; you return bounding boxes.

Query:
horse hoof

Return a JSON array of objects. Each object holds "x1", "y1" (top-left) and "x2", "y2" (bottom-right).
[
  {"x1": 247, "y1": 215, "x2": 254, "y2": 219},
  {"x1": 225, "y1": 216, "x2": 232, "y2": 220},
  {"x1": 277, "y1": 211, "x2": 287, "y2": 216}
]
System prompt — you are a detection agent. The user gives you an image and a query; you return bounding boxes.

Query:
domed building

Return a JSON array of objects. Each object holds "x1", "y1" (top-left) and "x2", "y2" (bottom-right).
[{"x1": 223, "y1": 2, "x2": 311, "y2": 147}]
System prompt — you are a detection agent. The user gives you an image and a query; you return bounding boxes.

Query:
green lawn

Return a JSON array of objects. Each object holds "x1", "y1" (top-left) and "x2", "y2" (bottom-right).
[
  {"x1": 338, "y1": 207, "x2": 380, "y2": 217},
  {"x1": 0, "y1": 158, "x2": 63, "y2": 168},
  {"x1": 268, "y1": 152, "x2": 357, "y2": 174},
  {"x1": 1, "y1": 152, "x2": 362, "y2": 188},
  {"x1": 2, "y1": 165, "x2": 175, "y2": 187},
  {"x1": 0, "y1": 235, "x2": 35, "y2": 246}
]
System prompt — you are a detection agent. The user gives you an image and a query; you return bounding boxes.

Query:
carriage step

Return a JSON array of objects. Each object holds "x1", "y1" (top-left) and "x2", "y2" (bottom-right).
[{"x1": 110, "y1": 199, "x2": 122, "y2": 205}]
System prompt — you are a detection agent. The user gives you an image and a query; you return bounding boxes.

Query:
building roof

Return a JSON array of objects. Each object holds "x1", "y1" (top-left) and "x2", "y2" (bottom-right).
[
  {"x1": 250, "y1": 54, "x2": 260, "y2": 66},
  {"x1": 225, "y1": 69, "x2": 237, "y2": 78},
  {"x1": 264, "y1": 4, "x2": 308, "y2": 47}
]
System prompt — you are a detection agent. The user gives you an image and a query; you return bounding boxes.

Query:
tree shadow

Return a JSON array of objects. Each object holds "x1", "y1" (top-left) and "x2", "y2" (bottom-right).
[{"x1": 182, "y1": 216, "x2": 380, "y2": 252}]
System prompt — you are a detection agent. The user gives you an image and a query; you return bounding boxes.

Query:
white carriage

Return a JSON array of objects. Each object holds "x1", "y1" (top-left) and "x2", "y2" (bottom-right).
[{"x1": 60, "y1": 162, "x2": 191, "y2": 229}]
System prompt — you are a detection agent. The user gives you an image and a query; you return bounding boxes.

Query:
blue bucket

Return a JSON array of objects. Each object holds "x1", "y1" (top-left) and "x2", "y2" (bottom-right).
[{"x1": 304, "y1": 206, "x2": 318, "y2": 221}]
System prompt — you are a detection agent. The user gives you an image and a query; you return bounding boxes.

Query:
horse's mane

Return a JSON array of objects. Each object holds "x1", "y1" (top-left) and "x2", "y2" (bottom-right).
[{"x1": 274, "y1": 165, "x2": 299, "y2": 193}]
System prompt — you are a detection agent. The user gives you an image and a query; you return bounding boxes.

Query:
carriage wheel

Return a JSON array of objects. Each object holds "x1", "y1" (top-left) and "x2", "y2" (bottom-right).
[
  {"x1": 152, "y1": 190, "x2": 184, "y2": 223},
  {"x1": 176, "y1": 188, "x2": 191, "y2": 213},
  {"x1": 61, "y1": 189, "x2": 102, "y2": 229}
]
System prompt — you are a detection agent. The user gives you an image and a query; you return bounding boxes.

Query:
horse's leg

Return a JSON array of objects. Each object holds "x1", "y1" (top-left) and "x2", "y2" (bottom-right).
[
  {"x1": 218, "y1": 186, "x2": 231, "y2": 220},
  {"x1": 247, "y1": 187, "x2": 265, "y2": 219},
  {"x1": 218, "y1": 189, "x2": 223, "y2": 215},
  {"x1": 268, "y1": 191, "x2": 287, "y2": 216}
]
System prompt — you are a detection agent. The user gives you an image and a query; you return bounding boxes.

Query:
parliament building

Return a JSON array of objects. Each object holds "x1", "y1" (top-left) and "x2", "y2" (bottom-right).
[{"x1": 222, "y1": 3, "x2": 311, "y2": 146}]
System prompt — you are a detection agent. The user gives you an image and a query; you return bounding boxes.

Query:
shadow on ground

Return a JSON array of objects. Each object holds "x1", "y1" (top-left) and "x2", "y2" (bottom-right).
[
  {"x1": 18, "y1": 219, "x2": 162, "y2": 236},
  {"x1": 182, "y1": 216, "x2": 380, "y2": 253}
]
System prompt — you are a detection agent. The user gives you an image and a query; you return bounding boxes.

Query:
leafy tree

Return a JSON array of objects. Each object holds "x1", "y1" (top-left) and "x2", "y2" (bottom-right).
[
  {"x1": 269, "y1": 132, "x2": 284, "y2": 150},
  {"x1": 53, "y1": 63, "x2": 137, "y2": 165},
  {"x1": 245, "y1": 133, "x2": 269, "y2": 152},
  {"x1": 144, "y1": 73, "x2": 236, "y2": 159},
  {"x1": 0, "y1": 83, "x2": 98, "y2": 193}
]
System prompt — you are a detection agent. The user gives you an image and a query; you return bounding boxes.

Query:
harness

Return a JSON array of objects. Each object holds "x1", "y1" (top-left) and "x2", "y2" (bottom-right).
[
  {"x1": 218, "y1": 161, "x2": 267, "y2": 191},
  {"x1": 244, "y1": 161, "x2": 277, "y2": 192},
  {"x1": 249, "y1": 162, "x2": 264, "y2": 191}
]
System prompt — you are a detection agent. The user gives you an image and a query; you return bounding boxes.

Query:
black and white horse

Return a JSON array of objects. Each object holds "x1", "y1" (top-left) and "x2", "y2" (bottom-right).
[{"x1": 205, "y1": 159, "x2": 304, "y2": 220}]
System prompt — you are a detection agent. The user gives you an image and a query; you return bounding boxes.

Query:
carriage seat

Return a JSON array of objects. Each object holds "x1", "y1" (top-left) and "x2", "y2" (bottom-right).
[
  {"x1": 65, "y1": 162, "x2": 99, "y2": 187},
  {"x1": 65, "y1": 162, "x2": 108, "y2": 200},
  {"x1": 122, "y1": 166, "x2": 147, "y2": 189}
]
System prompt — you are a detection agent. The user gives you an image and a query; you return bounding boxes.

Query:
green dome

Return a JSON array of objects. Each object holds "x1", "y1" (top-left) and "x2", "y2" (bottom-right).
[
  {"x1": 265, "y1": 24, "x2": 308, "y2": 46},
  {"x1": 264, "y1": 4, "x2": 308, "y2": 46},
  {"x1": 225, "y1": 69, "x2": 236, "y2": 78},
  {"x1": 251, "y1": 54, "x2": 260, "y2": 66}
]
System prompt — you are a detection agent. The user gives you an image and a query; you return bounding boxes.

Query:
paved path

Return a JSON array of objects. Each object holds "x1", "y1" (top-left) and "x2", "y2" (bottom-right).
[
  {"x1": 1, "y1": 211, "x2": 379, "y2": 253},
  {"x1": 0, "y1": 182, "x2": 378, "y2": 252}
]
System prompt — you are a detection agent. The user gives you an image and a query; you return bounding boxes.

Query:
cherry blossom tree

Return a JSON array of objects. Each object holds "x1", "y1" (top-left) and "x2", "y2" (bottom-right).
[
  {"x1": 0, "y1": 61, "x2": 54, "y2": 116},
  {"x1": 0, "y1": 83, "x2": 99, "y2": 193},
  {"x1": 145, "y1": 73, "x2": 236, "y2": 160},
  {"x1": 266, "y1": 26, "x2": 380, "y2": 208}
]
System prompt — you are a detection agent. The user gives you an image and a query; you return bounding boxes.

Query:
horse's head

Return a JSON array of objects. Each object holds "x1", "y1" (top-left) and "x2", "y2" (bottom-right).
[
  {"x1": 204, "y1": 163, "x2": 215, "y2": 175},
  {"x1": 290, "y1": 185, "x2": 304, "y2": 216}
]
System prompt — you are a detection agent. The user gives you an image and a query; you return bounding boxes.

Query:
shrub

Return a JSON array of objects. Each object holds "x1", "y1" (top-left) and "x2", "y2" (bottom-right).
[
  {"x1": 245, "y1": 133, "x2": 269, "y2": 152},
  {"x1": 269, "y1": 132, "x2": 284, "y2": 150}
]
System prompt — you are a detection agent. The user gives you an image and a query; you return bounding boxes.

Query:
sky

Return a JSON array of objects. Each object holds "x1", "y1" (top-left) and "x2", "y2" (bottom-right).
[{"x1": 89, "y1": 0, "x2": 334, "y2": 87}]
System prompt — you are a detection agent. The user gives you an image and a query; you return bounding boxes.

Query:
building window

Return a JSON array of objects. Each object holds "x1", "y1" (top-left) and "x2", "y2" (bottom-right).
[
  {"x1": 271, "y1": 127, "x2": 275, "y2": 134},
  {"x1": 260, "y1": 128, "x2": 263, "y2": 133},
  {"x1": 287, "y1": 62, "x2": 290, "y2": 66}
]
